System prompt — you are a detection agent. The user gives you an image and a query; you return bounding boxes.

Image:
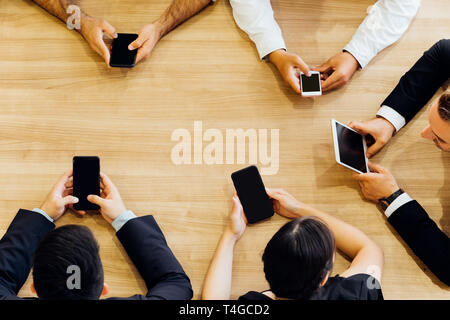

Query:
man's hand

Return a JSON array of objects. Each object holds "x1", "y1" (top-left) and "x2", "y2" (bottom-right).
[
  {"x1": 266, "y1": 188, "x2": 303, "y2": 219},
  {"x1": 349, "y1": 117, "x2": 396, "y2": 157},
  {"x1": 313, "y1": 51, "x2": 359, "y2": 92},
  {"x1": 225, "y1": 194, "x2": 247, "y2": 241},
  {"x1": 79, "y1": 13, "x2": 117, "y2": 66},
  {"x1": 268, "y1": 49, "x2": 311, "y2": 94},
  {"x1": 86, "y1": 173, "x2": 127, "y2": 224},
  {"x1": 352, "y1": 162, "x2": 400, "y2": 202},
  {"x1": 128, "y1": 23, "x2": 163, "y2": 64},
  {"x1": 40, "y1": 170, "x2": 80, "y2": 221}
]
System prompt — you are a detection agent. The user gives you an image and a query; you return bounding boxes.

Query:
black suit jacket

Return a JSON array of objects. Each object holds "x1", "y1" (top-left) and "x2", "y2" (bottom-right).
[
  {"x1": 0, "y1": 209, "x2": 193, "y2": 300},
  {"x1": 381, "y1": 39, "x2": 450, "y2": 123},
  {"x1": 387, "y1": 201, "x2": 450, "y2": 286},
  {"x1": 380, "y1": 39, "x2": 450, "y2": 286}
]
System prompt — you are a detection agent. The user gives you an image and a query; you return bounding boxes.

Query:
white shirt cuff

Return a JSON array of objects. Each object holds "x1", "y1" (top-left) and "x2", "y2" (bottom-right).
[
  {"x1": 255, "y1": 34, "x2": 286, "y2": 61},
  {"x1": 112, "y1": 210, "x2": 137, "y2": 232},
  {"x1": 32, "y1": 208, "x2": 54, "y2": 223},
  {"x1": 384, "y1": 192, "x2": 414, "y2": 218},
  {"x1": 377, "y1": 105, "x2": 406, "y2": 132}
]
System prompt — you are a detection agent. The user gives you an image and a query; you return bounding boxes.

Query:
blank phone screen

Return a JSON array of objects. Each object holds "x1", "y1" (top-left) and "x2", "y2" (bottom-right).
[
  {"x1": 335, "y1": 122, "x2": 367, "y2": 173},
  {"x1": 110, "y1": 33, "x2": 138, "y2": 68},
  {"x1": 301, "y1": 73, "x2": 321, "y2": 92},
  {"x1": 231, "y1": 166, "x2": 274, "y2": 224},
  {"x1": 73, "y1": 156, "x2": 100, "y2": 210}
]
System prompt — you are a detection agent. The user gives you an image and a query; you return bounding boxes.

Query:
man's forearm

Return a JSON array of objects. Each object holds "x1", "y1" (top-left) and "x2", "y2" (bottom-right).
[
  {"x1": 32, "y1": 0, "x2": 79, "y2": 22},
  {"x1": 155, "y1": 0, "x2": 212, "y2": 38}
]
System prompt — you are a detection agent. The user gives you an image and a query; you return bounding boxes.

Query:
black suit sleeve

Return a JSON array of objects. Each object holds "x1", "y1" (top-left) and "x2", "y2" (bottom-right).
[
  {"x1": 0, "y1": 210, "x2": 55, "y2": 299},
  {"x1": 114, "y1": 215, "x2": 193, "y2": 300},
  {"x1": 381, "y1": 39, "x2": 450, "y2": 124},
  {"x1": 387, "y1": 200, "x2": 450, "y2": 286}
]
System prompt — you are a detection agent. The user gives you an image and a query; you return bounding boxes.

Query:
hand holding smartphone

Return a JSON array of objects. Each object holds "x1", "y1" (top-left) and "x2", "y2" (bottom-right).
[
  {"x1": 300, "y1": 71, "x2": 322, "y2": 96},
  {"x1": 231, "y1": 166, "x2": 274, "y2": 224},
  {"x1": 110, "y1": 33, "x2": 139, "y2": 68},
  {"x1": 73, "y1": 156, "x2": 100, "y2": 210}
]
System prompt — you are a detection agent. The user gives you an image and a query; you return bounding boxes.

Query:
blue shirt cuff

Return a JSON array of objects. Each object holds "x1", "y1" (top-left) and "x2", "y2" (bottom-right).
[
  {"x1": 112, "y1": 210, "x2": 137, "y2": 232},
  {"x1": 32, "y1": 208, "x2": 54, "y2": 223}
]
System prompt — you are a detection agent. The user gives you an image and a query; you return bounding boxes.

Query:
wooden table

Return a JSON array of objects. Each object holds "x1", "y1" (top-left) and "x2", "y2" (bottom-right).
[{"x1": 0, "y1": 0, "x2": 448, "y2": 299}]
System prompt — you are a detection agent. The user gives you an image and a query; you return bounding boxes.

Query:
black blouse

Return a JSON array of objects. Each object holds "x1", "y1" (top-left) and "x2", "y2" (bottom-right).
[{"x1": 238, "y1": 274, "x2": 384, "y2": 300}]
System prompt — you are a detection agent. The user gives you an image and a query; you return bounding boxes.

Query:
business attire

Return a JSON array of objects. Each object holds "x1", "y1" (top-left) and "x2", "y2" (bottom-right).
[
  {"x1": 239, "y1": 274, "x2": 383, "y2": 300},
  {"x1": 0, "y1": 209, "x2": 193, "y2": 300},
  {"x1": 376, "y1": 39, "x2": 450, "y2": 286},
  {"x1": 229, "y1": 0, "x2": 420, "y2": 67}
]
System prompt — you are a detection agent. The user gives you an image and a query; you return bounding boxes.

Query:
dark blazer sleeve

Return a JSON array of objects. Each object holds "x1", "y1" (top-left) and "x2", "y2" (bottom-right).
[
  {"x1": 381, "y1": 39, "x2": 450, "y2": 124},
  {"x1": 0, "y1": 209, "x2": 55, "y2": 299},
  {"x1": 113, "y1": 215, "x2": 193, "y2": 300},
  {"x1": 387, "y1": 200, "x2": 450, "y2": 286}
]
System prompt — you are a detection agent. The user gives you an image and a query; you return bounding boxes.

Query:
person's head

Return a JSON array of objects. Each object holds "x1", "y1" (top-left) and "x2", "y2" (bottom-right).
[
  {"x1": 262, "y1": 217, "x2": 335, "y2": 300},
  {"x1": 421, "y1": 93, "x2": 450, "y2": 151},
  {"x1": 32, "y1": 225, "x2": 109, "y2": 300}
]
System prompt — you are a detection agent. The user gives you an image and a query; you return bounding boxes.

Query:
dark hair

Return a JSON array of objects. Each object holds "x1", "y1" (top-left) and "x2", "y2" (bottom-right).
[
  {"x1": 262, "y1": 217, "x2": 336, "y2": 300},
  {"x1": 32, "y1": 225, "x2": 104, "y2": 300},
  {"x1": 438, "y1": 93, "x2": 450, "y2": 121}
]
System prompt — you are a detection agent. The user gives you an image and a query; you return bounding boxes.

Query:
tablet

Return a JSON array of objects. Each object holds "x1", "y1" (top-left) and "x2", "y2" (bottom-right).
[{"x1": 331, "y1": 119, "x2": 368, "y2": 174}]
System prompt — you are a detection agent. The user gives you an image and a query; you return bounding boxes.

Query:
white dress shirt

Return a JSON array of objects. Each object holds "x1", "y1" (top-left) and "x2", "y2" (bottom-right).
[
  {"x1": 229, "y1": 0, "x2": 286, "y2": 59},
  {"x1": 229, "y1": 0, "x2": 420, "y2": 65}
]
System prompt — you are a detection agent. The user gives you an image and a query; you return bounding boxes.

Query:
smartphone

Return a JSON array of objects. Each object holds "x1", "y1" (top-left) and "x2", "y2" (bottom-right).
[
  {"x1": 110, "y1": 33, "x2": 139, "y2": 68},
  {"x1": 73, "y1": 156, "x2": 100, "y2": 210},
  {"x1": 331, "y1": 119, "x2": 369, "y2": 174},
  {"x1": 300, "y1": 71, "x2": 322, "y2": 96},
  {"x1": 231, "y1": 165, "x2": 274, "y2": 224}
]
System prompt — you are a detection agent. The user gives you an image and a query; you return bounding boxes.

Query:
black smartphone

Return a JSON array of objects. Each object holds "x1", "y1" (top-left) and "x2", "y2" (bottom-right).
[
  {"x1": 73, "y1": 156, "x2": 100, "y2": 210},
  {"x1": 110, "y1": 33, "x2": 139, "y2": 68},
  {"x1": 231, "y1": 165, "x2": 274, "y2": 224}
]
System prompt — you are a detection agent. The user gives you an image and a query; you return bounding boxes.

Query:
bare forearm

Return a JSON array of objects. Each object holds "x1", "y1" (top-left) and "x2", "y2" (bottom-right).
[
  {"x1": 155, "y1": 0, "x2": 211, "y2": 38},
  {"x1": 202, "y1": 230, "x2": 237, "y2": 300},
  {"x1": 295, "y1": 205, "x2": 376, "y2": 259},
  {"x1": 32, "y1": 0, "x2": 79, "y2": 22}
]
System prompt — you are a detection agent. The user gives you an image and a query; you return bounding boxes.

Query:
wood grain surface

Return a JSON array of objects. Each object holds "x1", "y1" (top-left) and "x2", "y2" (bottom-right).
[{"x1": 0, "y1": 0, "x2": 448, "y2": 299}]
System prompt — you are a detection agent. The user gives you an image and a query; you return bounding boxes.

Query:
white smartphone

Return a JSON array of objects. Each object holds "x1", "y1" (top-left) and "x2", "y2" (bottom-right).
[
  {"x1": 300, "y1": 71, "x2": 322, "y2": 96},
  {"x1": 331, "y1": 119, "x2": 369, "y2": 174}
]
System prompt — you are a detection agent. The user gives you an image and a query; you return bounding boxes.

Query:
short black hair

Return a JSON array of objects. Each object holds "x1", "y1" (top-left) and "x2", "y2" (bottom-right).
[
  {"x1": 262, "y1": 217, "x2": 336, "y2": 300},
  {"x1": 438, "y1": 93, "x2": 450, "y2": 121},
  {"x1": 32, "y1": 225, "x2": 104, "y2": 300}
]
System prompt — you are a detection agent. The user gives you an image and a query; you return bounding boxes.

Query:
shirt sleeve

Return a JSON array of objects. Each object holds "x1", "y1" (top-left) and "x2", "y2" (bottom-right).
[
  {"x1": 343, "y1": 0, "x2": 420, "y2": 68},
  {"x1": 383, "y1": 192, "x2": 414, "y2": 218},
  {"x1": 112, "y1": 210, "x2": 137, "y2": 232},
  {"x1": 376, "y1": 105, "x2": 407, "y2": 132},
  {"x1": 32, "y1": 208, "x2": 54, "y2": 223},
  {"x1": 229, "y1": 0, "x2": 286, "y2": 60}
]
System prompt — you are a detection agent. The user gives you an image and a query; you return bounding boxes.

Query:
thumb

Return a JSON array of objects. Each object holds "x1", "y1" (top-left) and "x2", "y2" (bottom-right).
[
  {"x1": 367, "y1": 161, "x2": 386, "y2": 173},
  {"x1": 87, "y1": 194, "x2": 104, "y2": 206},
  {"x1": 366, "y1": 140, "x2": 384, "y2": 158},
  {"x1": 232, "y1": 195, "x2": 242, "y2": 209},
  {"x1": 292, "y1": 56, "x2": 310, "y2": 76},
  {"x1": 348, "y1": 121, "x2": 369, "y2": 135},
  {"x1": 313, "y1": 61, "x2": 331, "y2": 73},
  {"x1": 128, "y1": 34, "x2": 146, "y2": 50},
  {"x1": 265, "y1": 188, "x2": 274, "y2": 198},
  {"x1": 62, "y1": 196, "x2": 79, "y2": 206},
  {"x1": 265, "y1": 188, "x2": 280, "y2": 200},
  {"x1": 102, "y1": 20, "x2": 117, "y2": 39}
]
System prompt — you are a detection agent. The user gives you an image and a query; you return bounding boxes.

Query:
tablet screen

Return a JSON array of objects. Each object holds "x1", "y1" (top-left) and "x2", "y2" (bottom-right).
[{"x1": 335, "y1": 122, "x2": 367, "y2": 173}]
